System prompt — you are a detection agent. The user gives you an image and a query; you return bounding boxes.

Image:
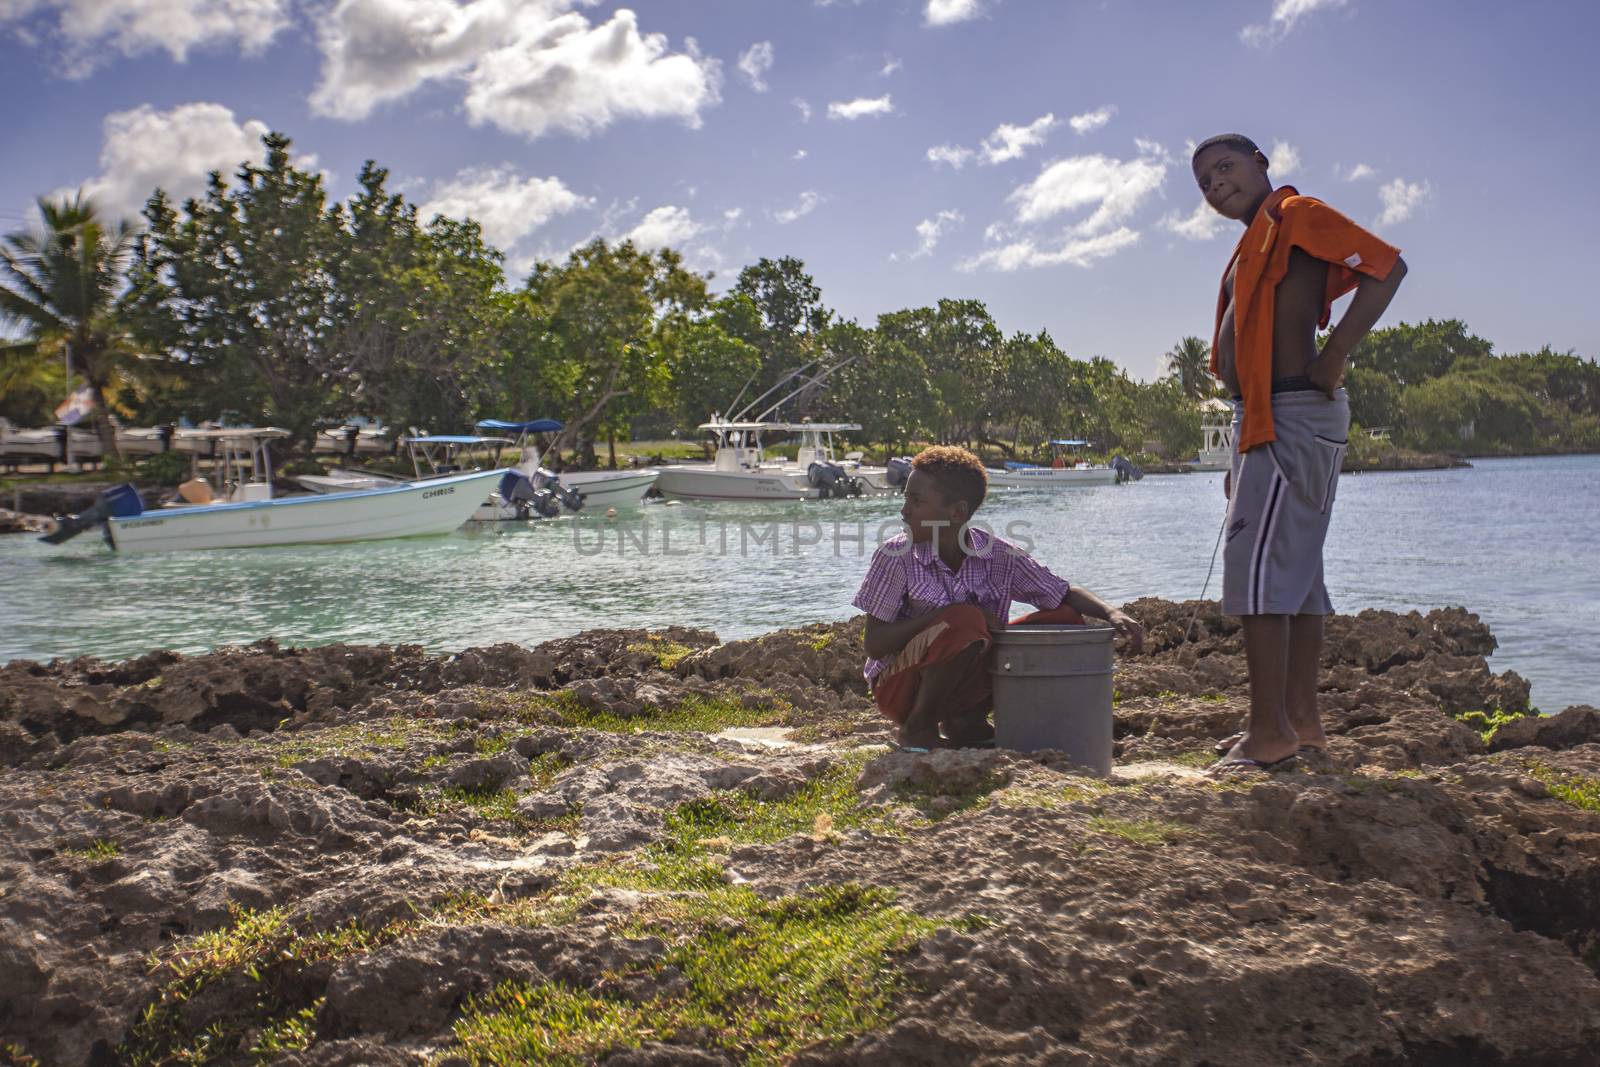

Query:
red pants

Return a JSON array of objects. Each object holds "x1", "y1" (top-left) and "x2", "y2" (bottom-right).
[{"x1": 872, "y1": 603, "x2": 1086, "y2": 729}]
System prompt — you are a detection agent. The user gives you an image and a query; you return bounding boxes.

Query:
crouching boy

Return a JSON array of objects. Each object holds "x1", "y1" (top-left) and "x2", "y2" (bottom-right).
[{"x1": 853, "y1": 446, "x2": 1144, "y2": 751}]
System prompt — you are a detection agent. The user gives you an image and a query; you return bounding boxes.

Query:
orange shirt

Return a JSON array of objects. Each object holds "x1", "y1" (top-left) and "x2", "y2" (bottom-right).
[{"x1": 1210, "y1": 185, "x2": 1401, "y2": 451}]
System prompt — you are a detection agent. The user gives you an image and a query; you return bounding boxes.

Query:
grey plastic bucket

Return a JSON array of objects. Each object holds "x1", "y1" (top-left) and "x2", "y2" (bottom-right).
[{"x1": 990, "y1": 624, "x2": 1115, "y2": 772}]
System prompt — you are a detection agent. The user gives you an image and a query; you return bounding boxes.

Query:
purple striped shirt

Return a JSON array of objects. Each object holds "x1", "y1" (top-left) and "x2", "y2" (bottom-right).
[{"x1": 851, "y1": 527, "x2": 1070, "y2": 682}]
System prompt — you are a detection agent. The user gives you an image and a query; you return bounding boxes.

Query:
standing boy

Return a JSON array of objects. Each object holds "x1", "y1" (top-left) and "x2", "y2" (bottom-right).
[
  {"x1": 1192, "y1": 134, "x2": 1407, "y2": 773},
  {"x1": 853, "y1": 445, "x2": 1143, "y2": 751}
]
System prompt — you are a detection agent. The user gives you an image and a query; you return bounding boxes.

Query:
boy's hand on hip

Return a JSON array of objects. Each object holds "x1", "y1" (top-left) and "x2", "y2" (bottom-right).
[
  {"x1": 1309, "y1": 351, "x2": 1347, "y2": 398},
  {"x1": 1108, "y1": 610, "x2": 1145, "y2": 653}
]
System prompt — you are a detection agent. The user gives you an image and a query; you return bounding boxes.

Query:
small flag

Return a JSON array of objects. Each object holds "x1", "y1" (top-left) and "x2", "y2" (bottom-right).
[{"x1": 55, "y1": 386, "x2": 94, "y2": 426}]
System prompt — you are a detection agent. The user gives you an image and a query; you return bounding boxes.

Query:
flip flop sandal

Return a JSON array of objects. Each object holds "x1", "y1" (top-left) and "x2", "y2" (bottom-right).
[{"x1": 1206, "y1": 754, "x2": 1298, "y2": 778}]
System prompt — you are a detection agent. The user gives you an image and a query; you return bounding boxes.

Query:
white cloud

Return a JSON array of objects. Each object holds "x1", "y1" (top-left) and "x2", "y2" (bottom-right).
[
  {"x1": 1269, "y1": 139, "x2": 1301, "y2": 178},
  {"x1": 927, "y1": 144, "x2": 974, "y2": 169},
  {"x1": 68, "y1": 102, "x2": 280, "y2": 222},
  {"x1": 622, "y1": 204, "x2": 702, "y2": 250},
  {"x1": 722, "y1": 208, "x2": 742, "y2": 224},
  {"x1": 792, "y1": 148, "x2": 808, "y2": 160},
  {"x1": 1008, "y1": 152, "x2": 1168, "y2": 235},
  {"x1": 962, "y1": 227, "x2": 1139, "y2": 272},
  {"x1": 792, "y1": 97, "x2": 812, "y2": 122},
  {"x1": 774, "y1": 190, "x2": 821, "y2": 224},
  {"x1": 1342, "y1": 162, "x2": 1377, "y2": 181},
  {"x1": 980, "y1": 113, "x2": 1057, "y2": 164},
  {"x1": 925, "y1": 0, "x2": 986, "y2": 26},
  {"x1": 737, "y1": 40, "x2": 773, "y2": 92},
  {"x1": 827, "y1": 94, "x2": 893, "y2": 120},
  {"x1": 421, "y1": 165, "x2": 590, "y2": 250},
  {"x1": 1068, "y1": 105, "x2": 1115, "y2": 136},
  {"x1": 880, "y1": 56, "x2": 902, "y2": 76},
  {"x1": 1241, "y1": 0, "x2": 1347, "y2": 47},
  {"x1": 909, "y1": 209, "x2": 962, "y2": 259},
  {"x1": 1135, "y1": 137, "x2": 1170, "y2": 160},
  {"x1": 310, "y1": 0, "x2": 721, "y2": 142},
  {"x1": 1163, "y1": 200, "x2": 1229, "y2": 242},
  {"x1": 1376, "y1": 177, "x2": 1430, "y2": 226},
  {"x1": 0, "y1": 0, "x2": 290, "y2": 76}
]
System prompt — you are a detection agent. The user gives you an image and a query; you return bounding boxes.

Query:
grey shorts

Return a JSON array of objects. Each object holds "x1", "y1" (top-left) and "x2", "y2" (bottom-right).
[{"x1": 1222, "y1": 389, "x2": 1351, "y2": 616}]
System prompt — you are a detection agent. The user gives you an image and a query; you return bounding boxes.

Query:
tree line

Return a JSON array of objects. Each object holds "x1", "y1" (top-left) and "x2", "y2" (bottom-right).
[{"x1": 2, "y1": 132, "x2": 1594, "y2": 466}]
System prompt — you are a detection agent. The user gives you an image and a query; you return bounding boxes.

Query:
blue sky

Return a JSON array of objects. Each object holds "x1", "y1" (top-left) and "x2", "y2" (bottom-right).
[{"x1": 2, "y1": 0, "x2": 1596, "y2": 380}]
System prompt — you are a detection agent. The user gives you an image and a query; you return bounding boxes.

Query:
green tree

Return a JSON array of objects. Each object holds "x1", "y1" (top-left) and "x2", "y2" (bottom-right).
[
  {"x1": 0, "y1": 193, "x2": 139, "y2": 455},
  {"x1": 877, "y1": 298, "x2": 1002, "y2": 445},
  {"x1": 1351, "y1": 319, "x2": 1492, "y2": 388},
  {"x1": 523, "y1": 239, "x2": 708, "y2": 464},
  {"x1": 333, "y1": 165, "x2": 508, "y2": 434},
  {"x1": 1161, "y1": 335, "x2": 1213, "y2": 400},
  {"x1": 730, "y1": 256, "x2": 832, "y2": 392},
  {"x1": 819, "y1": 319, "x2": 934, "y2": 454},
  {"x1": 127, "y1": 134, "x2": 348, "y2": 447}
]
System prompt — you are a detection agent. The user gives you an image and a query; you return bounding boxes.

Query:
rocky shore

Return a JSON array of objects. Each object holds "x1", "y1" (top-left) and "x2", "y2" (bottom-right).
[{"x1": 2, "y1": 600, "x2": 1597, "y2": 1065}]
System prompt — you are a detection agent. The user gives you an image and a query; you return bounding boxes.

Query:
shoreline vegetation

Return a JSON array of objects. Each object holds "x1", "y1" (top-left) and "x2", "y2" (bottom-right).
[
  {"x1": 3, "y1": 132, "x2": 1596, "y2": 480},
  {"x1": 2, "y1": 599, "x2": 1597, "y2": 1064}
]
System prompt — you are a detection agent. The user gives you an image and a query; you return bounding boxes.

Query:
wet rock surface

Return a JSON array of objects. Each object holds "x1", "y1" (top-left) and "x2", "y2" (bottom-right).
[{"x1": 1, "y1": 602, "x2": 1596, "y2": 1065}]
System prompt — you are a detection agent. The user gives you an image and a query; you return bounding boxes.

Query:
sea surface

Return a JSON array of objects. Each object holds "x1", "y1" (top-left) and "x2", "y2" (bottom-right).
[{"x1": 2, "y1": 455, "x2": 1595, "y2": 713}]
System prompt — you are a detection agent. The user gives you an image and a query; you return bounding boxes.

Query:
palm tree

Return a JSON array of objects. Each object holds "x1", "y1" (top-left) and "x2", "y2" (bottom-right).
[
  {"x1": 0, "y1": 193, "x2": 138, "y2": 457},
  {"x1": 1162, "y1": 335, "x2": 1213, "y2": 400}
]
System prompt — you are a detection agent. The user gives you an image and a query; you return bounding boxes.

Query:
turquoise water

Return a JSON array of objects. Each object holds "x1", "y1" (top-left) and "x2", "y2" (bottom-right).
[{"x1": 2, "y1": 455, "x2": 1595, "y2": 713}]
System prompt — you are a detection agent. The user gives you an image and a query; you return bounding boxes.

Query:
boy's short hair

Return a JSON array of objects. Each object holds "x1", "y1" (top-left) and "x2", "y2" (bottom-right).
[
  {"x1": 1192, "y1": 133, "x2": 1262, "y2": 164},
  {"x1": 912, "y1": 445, "x2": 987, "y2": 514}
]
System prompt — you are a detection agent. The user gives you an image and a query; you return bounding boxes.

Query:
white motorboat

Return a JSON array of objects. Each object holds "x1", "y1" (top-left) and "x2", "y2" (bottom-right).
[
  {"x1": 41, "y1": 436, "x2": 501, "y2": 552},
  {"x1": 985, "y1": 440, "x2": 1134, "y2": 489},
  {"x1": 0, "y1": 418, "x2": 101, "y2": 465},
  {"x1": 314, "y1": 423, "x2": 392, "y2": 459},
  {"x1": 654, "y1": 419, "x2": 883, "y2": 501},
  {"x1": 473, "y1": 419, "x2": 659, "y2": 517}
]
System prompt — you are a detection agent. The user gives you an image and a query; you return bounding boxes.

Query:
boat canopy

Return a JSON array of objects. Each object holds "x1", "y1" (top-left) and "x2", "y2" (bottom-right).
[
  {"x1": 175, "y1": 427, "x2": 292, "y2": 442},
  {"x1": 696, "y1": 420, "x2": 862, "y2": 433},
  {"x1": 399, "y1": 434, "x2": 515, "y2": 446},
  {"x1": 475, "y1": 418, "x2": 563, "y2": 434},
  {"x1": 1048, "y1": 439, "x2": 1090, "y2": 447}
]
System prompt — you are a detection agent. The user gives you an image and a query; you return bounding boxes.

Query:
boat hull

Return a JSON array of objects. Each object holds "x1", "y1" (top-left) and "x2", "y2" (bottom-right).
[
  {"x1": 472, "y1": 469, "x2": 660, "y2": 520},
  {"x1": 106, "y1": 469, "x2": 502, "y2": 552},
  {"x1": 985, "y1": 466, "x2": 1120, "y2": 488},
  {"x1": 654, "y1": 464, "x2": 815, "y2": 501}
]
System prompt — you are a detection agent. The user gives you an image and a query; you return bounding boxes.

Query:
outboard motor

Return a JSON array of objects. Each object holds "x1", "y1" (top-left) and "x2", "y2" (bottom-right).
[
  {"x1": 807, "y1": 461, "x2": 862, "y2": 499},
  {"x1": 498, "y1": 470, "x2": 562, "y2": 519},
  {"x1": 548, "y1": 476, "x2": 584, "y2": 513},
  {"x1": 885, "y1": 456, "x2": 913, "y2": 489},
  {"x1": 1111, "y1": 455, "x2": 1144, "y2": 484},
  {"x1": 39, "y1": 483, "x2": 143, "y2": 544}
]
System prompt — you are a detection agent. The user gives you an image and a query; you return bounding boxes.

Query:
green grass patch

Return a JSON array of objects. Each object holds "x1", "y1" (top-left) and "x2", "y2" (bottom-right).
[
  {"x1": 1087, "y1": 815, "x2": 1190, "y2": 846},
  {"x1": 627, "y1": 638, "x2": 697, "y2": 670},
  {"x1": 68, "y1": 837, "x2": 120, "y2": 861},
  {"x1": 269, "y1": 718, "x2": 460, "y2": 769},
  {"x1": 808, "y1": 631, "x2": 835, "y2": 653},
  {"x1": 250, "y1": 999, "x2": 322, "y2": 1057},
  {"x1": 988, "y1": 778, "x2": 1112, "y2": 812},
  {"x1": 418, "y1": 753, "x2": 451, "y2": 771},
  {"x1": 406, "y1": 753, "x2": 572, "y2": 831},
  {"x1": 1454, "y1": 707, "x2": 1529, "y2": 744},
  {"x1": 1169, "y1": 750, "x2": 1219, "y2": 769},
  {"x1": 475, "y1": 734, "x2": 511, "y2": 756},
  {"x1": 1197, "y1": 693, "x2": 1229, "y2": 704},
  {"x1": 451, "y1": 884, "x2": 942, "y2": 1067},
  {"x1": 503, "y1": 690, "x2": 792, "y2": 735},
  {"x1": 1525, "y1": 761, "x2": 1600, "y2": 813},
  {"x1": 124, "y1": 904, "x2": 400, "y2": 1065}
]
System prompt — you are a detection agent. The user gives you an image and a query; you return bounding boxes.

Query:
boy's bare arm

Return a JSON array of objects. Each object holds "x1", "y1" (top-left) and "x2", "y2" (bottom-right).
[
  {"x1": 1061, "y1": 587, "x2": 1145, "y2": 652},
  {"x1": 863, "y1": 612, "x2": 941, "y2": 660},
  {"x1": 1310, "y1": 255, "x2": 1409, "y2": 395}
]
